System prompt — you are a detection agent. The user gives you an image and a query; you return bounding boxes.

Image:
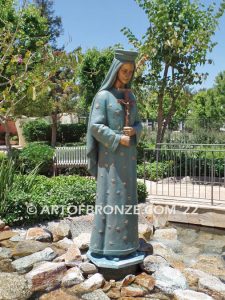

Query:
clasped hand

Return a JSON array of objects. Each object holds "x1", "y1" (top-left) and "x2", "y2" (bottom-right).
[{"x1": 120, "y1": 126, "x2": 136, "y2": 147}]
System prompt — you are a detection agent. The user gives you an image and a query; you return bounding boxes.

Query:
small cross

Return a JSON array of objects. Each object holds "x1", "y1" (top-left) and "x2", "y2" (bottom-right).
[{"x1": 117, "y1": 89, "x2": 134, "y2": 126}]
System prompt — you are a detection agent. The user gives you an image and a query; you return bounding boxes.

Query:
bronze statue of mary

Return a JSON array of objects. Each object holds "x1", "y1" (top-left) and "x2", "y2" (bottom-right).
[{"x1": 86, "y1": 49, "x2": 143, "y2": 258}]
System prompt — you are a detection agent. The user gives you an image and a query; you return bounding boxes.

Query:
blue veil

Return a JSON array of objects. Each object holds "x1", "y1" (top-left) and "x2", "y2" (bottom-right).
[{"x1": 86, "y1": 49, "x2": 138, "y2": 177}]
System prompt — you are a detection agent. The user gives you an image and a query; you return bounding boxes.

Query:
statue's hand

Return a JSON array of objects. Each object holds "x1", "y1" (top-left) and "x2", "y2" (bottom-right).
[
  {"x1": 123, "y1": 126, "x2": 136, "y2": 137},
  {"x1": 120, "y1": 135, "x2": 130, "y2": 147}
]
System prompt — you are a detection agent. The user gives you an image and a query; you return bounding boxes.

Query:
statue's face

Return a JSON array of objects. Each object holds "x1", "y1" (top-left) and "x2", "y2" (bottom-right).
[{"x1": 117, "y1": 63, "x2": 135, "y2": 86}]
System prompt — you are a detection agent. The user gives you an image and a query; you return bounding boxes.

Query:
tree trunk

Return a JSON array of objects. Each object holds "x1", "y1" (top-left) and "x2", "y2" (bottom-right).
[
  {"x1": 3, "y1": 118, "x2": 12, "y2": 153},
  {"x1": 51, "y1": 112, "x2": 57, "y2": 147}
]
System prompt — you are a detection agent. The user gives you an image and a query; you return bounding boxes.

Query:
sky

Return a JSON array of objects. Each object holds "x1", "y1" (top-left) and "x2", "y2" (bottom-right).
[{"x1": 53, "y1": 0, "x2": 225, "y2": 90}]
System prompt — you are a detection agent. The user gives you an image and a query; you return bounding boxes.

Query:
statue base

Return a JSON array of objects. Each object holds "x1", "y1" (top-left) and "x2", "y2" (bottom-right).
[{"x1": 86, "y1": 250, "x2": 145, "y2": 280}]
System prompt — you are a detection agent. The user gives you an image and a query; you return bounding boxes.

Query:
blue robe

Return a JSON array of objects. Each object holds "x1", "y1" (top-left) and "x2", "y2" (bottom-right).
[{"x1": 87, "y1": 87, "x2": 142, "y2": 256}]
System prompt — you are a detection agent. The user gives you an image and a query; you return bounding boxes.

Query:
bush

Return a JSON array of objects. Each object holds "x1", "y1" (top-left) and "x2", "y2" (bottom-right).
[
  {"x1": 2, "y1": 174, "x2": 148, "y2": 225},
  {"x1": 23, "y1": 119, "x2": 51, "y2": 143},
  {"x1": 0, "y1": 152, "x2": 7, "y2": 163},
  {"x1": 137, "y1": 161, "x2": 174, "y2": 181},
  {"x1": 57, "y1": 124, "x2": 87, "y2": 143},
  {"x1": 18, "y1": 143, "x2": 54, "y2": 175}
]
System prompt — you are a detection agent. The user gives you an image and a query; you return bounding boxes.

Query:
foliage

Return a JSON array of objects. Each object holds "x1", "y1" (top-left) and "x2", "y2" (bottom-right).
[
  {"x1": 57, "y1": 123, "x2": 87, "y2": 143},
  {"x1": 2, "y1": 175, "x2": 148, "y2": 224},
  {"x1": 33, "y1": 0, "x2": 63, "y2": 48},
  {"x1": 137, "y1": 181, "x2": 148, "y2": 202},
  {"x1": 18, "y1": 142, "x2": 54, "y2": 175},
  {"x1": 77, "y1": 47, "x2": 115, "y2": 111},
  {"x1": 22, "y1": 119, "x2": 51, "y2": 142},
  {"x1": 0, "y1": 152, "x2": 7, "y2": 163},
  {"x1": 137, "y1": 161, "x2": 174, "y2": 181},
  {"x1": 122, "y1": 0, "x2": 225, "y2": 144}
]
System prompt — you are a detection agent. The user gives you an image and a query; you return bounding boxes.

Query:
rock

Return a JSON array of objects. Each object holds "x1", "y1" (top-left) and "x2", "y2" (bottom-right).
[
  {"x1": 134, "y1": 272, "x2": 155, "y2": 291},
  {"x1": 12, "y1": 247, "x2": 57, "y2": 273},
  {"x1": 183, "y1": 268, "x2": 211, "y2": 288},
  {"x1": 121, "y1": 274, "x2": 136, "y2": 286},
  {"x1": 106, "y1": 287, "x2": 121, "y2": 298},
  {"x1": 62, "y1": 266, "x2": 84, "y2": 287},
  {"x1": 80, "y1": 262, "x2": 98, "y2": 275},
  {"x1": 10, "y1": 234, "x2": 25, "y2": 242},
  {"x1": 0, "y1": 247, "x2": 12, "y2": 259},
  {"x1": 121, "y1": 284, "x2": 147, "y2": 297},
  {"x1": 192, "y1": 254, "x2": 225, "y2": 278},
  {"x1": 54, "y1": 244, "x2": 82, "y2": 263},
  {"x1": 222, "y1": 252, "x2": 225, "y2": 261},
  {"x1": 156, "y1": 239, "x2": 182, "y2": 253},
  {"x1": 141, "y1": 254, "x2": 169, "y2": 274},
  {"x1": 82, "y1": 289, "x2": 110, "y2": 300},
  {"x1": 0, "y1": 239, "x2": 16, "y2": 248},
  {"x1": 12, "y1": 240, "x2": 49, "y2": 258},
  {"x1": 138, "y1": 223, "x2": 154, "y2": 240},
  {"x1": 0, "y1": 220, "x2": 5, "y2": 229},
  {"x1": 73, "y1": 232, "x2": 91, "y2": 250},
  {"x1": 174, "y1": 289, "x2": 214, "y2": 300},
  {"x1": 203, "y1": 239, "x2": 225, "y2": 255},
  {"x1": 25, "y1": 227, "x2": 53, "y2": 242},
  {"x1": 66, "y1": 215, "x2": 94, "y2": 238},
  {"x1": 55, "y1": 237, "x2": 74, "y2": 250},
  {"x1": 25, "y1": 261, "x2": 67, "y2": 292},
  {"x1": 0, "y1": 230, "x2": 17, "y2": 241},
  {"x1": 47, "y1": 221, "x2": 71, "y2": 242},
  {"x1": 198, "y1": 275, "x2": 225, "y2": 300},
  {"x1": 0, "y1": 258, "x2": 16, "y2": 272},
  {"x1": 80, "y1": 273, "x2": 105, "y2": 291},
  {"x1": 39, "y1": 288, "x2": 79, "y2": 300},
  {"x1": 153, "y1": 228, "x2": 178, "y2": 240},
  {"x1": 0, "y1": 273, "x2": 32, "y2": 300},
  {"x1": 178, "y1": 228, "x2": 199, "y2": 244},
  {"x1": 138, "y1": 238, "x2": 153, "y2": 254},
  {"x1": 153, "y1": 266, "x2": 188, "y2": 294}
]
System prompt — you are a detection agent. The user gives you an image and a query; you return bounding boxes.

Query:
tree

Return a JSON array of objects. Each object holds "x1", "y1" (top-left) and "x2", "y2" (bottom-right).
[
  {"x1": 77, "y1": 47, "x2": 115, "y2": 114},
  {"x1": 0, "y1": 1, "x2": 65, "y2": 151},
  {"x1": 186, "y1": 71, "x2": 225, "y2": 130},
  {"x1": 33, "y1": 0, "x2": 63, "y2": 48},
  {"x1": 122, "y1": 0, "x2": 225, "y2": 144}
]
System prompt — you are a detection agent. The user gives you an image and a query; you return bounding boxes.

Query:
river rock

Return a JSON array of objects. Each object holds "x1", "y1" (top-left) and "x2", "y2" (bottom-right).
[
  {"x1": 0, "y1": 247, "x2": 12, "y2": 259},
  {"x1": 12, "y1": 240, "x2": 49, "y2": 258},
  {"x1": 198, "y1": 275, "x2": 225, "y2": 300},
  {"x1": 0, "y1": 220, "x2": 5, "y2": 229},
  {"x1": 138, "y1": 223, "x2": 154, "y2": 240},
  {"x1": 203, "y1": 239, "x2": 225, "y2": 255},
  {"x1": 222, "y1": 252, "x2": 225, "y2": 261},
  {"x1": 62, "y1": 266, "x2": 84, "y2": 287},
  {"x1": 12, "y1": 247, "x2": 57, "y2": 273},
  {"x1": 0, "y1": 273, "x2": 32, "y2": 300},
  {"x1": 82, "y1": 289, "x2": 110, "y2": 300},
  {"x1": 141, "y1": 254, "x2": 169, "y2": 274},
  {"x1": 183, "y1": 268, "x2": 212, "y2": 288},
  {"x1": 121, "y1": 274, "x2": 136, "y2": 286},
  {"x1": 106, "y1": 287, "x2": 121, "y2": 298},
  {"x1": 0, "y1": 258, "x2": 16, "y2": 272},
  {"x1": 153, "y1": 266, "x2": 188, "y2": 294},
  {"x1": 80, "y1": 262, "x2": 98, "y2": 275},
  {"x1": 25, "y1": 261, "x2": 67, "y2": 292},
  {"x1": 153, "y1": 228, "x2": 178, "y2": 240},
  {"x1": 138, "y1": 237, "x2": 153, "y2": 253},
  {"x1": 192, "y1": 254, "x2": 225, "y2": 278},
  {"x1": 80, "y1": 273, "x2": 105, "y2": 291},
  {"x1": 40, "y1": 289, "x2": 79, "y2": 300},
  {"x1": 55, "y1": 237, "x2": 74, "y2": 250},
  {"x1": 73, "y1": 232, "x2": 91, "y2": 250},
  {"x1": 47, "y1": 221, "x2": 71, "y2": 242},
  {"x1": 120, "y1": 284, "x2": 147, "y2": 297},
  {"x1": 25, "y1": 227, "x2": 53, "y2": 242},
  {"x1": 134, "y1": 272, "x2": 155, "y2": 291},
  {"x1": 0, "y1": 230, "x2": 17, "y2": 241},
  {"x1": 156, "y1": 239, "x2": 183, "y2": 253},
  {"x1": 54, "y1": 244, "x2": 82, "y2": 263},
  {"x1": 174, "y1": 289, "x2": 214, "y2": 300}
]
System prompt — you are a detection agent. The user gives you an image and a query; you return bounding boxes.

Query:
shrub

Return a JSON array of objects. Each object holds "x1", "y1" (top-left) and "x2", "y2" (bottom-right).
[
  {"x1": 137, "y1": 181, "x2": 148, "y2": 202},
  {"x1": 57, "y1": 124, "x2": 87, "y2": 143},
  {"x1": 137, "y1": 161, "x2": 174, "y2": 181},
  {"x1": 18, "y1": 143, "x2": 54, "y2": 175},
  {"x1": 3, "y1": 175, "x2": 148, "y2": 225},
  {"x1": 23, "y1": 119, "x2": 51, "y2": 142},
  {"x1": 0, "y1": 152, "x2": 7, "y2": 163}
]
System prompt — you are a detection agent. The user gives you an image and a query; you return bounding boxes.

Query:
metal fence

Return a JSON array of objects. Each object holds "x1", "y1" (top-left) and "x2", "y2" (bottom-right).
[{"x1": 143, "y1": 144, "x2": 225, "y2": 206}]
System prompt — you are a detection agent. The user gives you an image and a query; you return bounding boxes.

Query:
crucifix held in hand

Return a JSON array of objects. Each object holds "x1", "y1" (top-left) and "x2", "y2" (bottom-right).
[{"x1": 117, "y1": 89, "x2": 134, "y2": 126}]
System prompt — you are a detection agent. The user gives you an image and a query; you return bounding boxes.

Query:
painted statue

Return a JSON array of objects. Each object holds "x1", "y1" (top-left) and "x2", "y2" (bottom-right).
[{"x1": 86, "y1": 49, "x2": 142, "y2": 257}]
